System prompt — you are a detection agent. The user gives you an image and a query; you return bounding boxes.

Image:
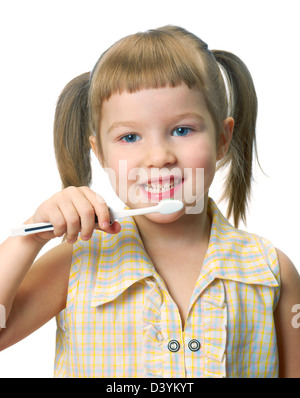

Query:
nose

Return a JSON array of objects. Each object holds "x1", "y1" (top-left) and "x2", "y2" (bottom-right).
[{"x1": 144, "y1": 141, "x2": 176, "y2": 169}]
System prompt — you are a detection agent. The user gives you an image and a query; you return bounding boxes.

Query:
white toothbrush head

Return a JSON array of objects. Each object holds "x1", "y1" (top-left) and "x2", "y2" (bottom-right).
[{"x1": 156, "y1": 199, "x2": 184, "y2": 215}]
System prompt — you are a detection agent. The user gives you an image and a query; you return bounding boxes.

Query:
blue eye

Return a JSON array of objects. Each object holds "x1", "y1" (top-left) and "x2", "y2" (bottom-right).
[
  {"x1": 172, "y1": 127, "x2": 191, "y2": 137},
  {"x1": 121, "y1": 134, "x2": 140, "y2": 143}
]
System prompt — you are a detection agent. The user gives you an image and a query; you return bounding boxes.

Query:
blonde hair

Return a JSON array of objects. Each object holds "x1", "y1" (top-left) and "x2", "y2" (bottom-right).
[{"x1": 54, "y1": 25, "x2": 258, "y2": 227}]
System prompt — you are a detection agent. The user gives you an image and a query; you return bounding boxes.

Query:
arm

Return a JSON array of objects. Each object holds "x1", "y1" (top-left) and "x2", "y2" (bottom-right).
[
  {"x1": 0, "y1": 238, "x2": 73, "y2": 350},
  {"x1": 0, "y1": 186, "x2": 120, "y2": 351},
  {"x1": 274, "y1": 248, "x2": 300, "y2": 378}
]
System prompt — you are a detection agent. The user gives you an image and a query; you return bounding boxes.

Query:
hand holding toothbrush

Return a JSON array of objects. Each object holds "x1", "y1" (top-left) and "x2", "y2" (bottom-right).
[
  {"x1": 11, "y1": 186, "x2": 183, "y2": 245},
  {"x1": 15, "y1": 186, "x2": 122, "y2": 245}
]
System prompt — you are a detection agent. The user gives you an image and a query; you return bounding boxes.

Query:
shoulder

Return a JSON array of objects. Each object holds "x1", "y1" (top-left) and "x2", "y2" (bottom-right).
[
  {"x1": 274, "y1": 248, "x2": 300, "y2": 312},
  {"x1": 231, "y1": 227, "x2": 281, "y2": 281},
  {"x1": 274, "y1": 248, "x2": 300, "y2": 377},
  {"x1": 275, "y1": 248, "x2": 300, "y2": 286}
]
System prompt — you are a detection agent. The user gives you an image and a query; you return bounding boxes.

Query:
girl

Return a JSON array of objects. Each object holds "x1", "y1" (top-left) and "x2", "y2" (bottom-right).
[{"x1": 0, "y1": 25, "x2": 299, "y2": 378}]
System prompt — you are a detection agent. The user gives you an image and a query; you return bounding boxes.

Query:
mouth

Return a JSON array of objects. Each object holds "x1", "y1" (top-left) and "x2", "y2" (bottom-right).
[{"x1": 139, "y1": 176, "x2": 184, "y2": 202}]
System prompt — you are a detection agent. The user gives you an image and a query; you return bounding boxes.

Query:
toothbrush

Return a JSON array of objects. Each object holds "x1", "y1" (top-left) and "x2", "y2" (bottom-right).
[{"x1": 10, "y1": 199, "x2": 184, "y2": 237}]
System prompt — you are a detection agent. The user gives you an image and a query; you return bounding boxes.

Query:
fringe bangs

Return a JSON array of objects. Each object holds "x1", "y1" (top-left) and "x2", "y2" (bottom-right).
[{"x1": 90, "y1": 29, "x2": 206, "y2": 108}]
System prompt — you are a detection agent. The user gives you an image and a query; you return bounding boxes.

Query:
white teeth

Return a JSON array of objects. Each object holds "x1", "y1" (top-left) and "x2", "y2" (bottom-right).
[{"x1": 143, "y1": 181, "x2": 180, "y2": 193}]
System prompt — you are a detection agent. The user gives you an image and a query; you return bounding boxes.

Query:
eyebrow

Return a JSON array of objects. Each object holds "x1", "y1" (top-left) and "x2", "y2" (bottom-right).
[
  {"x1": 107, "y1": 121, "x2": 138, "y2": 135},
  {"x1": 107, "y1": 112, "x2": 206, "y2": 134},
  {"x1": 171, "y1": 112, "x2": 205, "y2": 123}
]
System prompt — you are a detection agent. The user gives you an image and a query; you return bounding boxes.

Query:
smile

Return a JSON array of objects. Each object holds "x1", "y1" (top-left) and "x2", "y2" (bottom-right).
[
  {"x1": 143, "y1": 179, "x2": 181, "y2": 194},
  {"x1": 139, "y1": 176, "x2": 184, "y2": 201}
]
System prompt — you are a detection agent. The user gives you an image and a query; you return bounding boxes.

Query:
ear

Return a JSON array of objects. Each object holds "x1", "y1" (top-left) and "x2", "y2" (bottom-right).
[
  {"x1": 217, "y1": 117, "x2": 234, "y2": 161},
  {"x1": 89, "y1": 135, "x2": 105, "y2": 167}
]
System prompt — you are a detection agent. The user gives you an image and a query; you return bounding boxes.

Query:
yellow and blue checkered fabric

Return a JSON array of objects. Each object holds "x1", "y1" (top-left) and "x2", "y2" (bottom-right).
[{"x1": 54, "y1": 198, "x2": 280, "y2": 377}]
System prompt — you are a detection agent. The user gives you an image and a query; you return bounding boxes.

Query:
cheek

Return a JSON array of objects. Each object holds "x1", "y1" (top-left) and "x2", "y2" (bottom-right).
[
  {"x1": 104, "y1": 151, "x2": 138, "y2": 200},
  {"x1": 185, "y1": 139, "x2": 217, "y2": 172},
  {"x1": 185, "y1": 140, "x2": 217, "y2": 194}
]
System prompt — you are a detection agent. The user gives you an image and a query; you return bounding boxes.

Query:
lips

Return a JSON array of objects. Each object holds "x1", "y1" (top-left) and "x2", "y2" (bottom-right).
[{"x1": 139, "y1": 175, "x2": 184, "y2": 201}]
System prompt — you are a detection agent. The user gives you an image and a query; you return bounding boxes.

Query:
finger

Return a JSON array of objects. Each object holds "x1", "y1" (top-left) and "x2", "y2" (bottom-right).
[
  {"x1": 37, "y1": 202, "x2": 66, "y2": 237},
  {"x1": 79, "y1": 188, "x2": 111, "y2": 232},
  {"x1": 66, "y1": 187, "x2": 95, "y2": 240},
  {"x1": 78, "y1": 188, "x2": 122, "y2": 235},
  {"x1": 57, "y1": 200, "x2": 81, "y2": 243},
  {"x1": 103, "y1": 221, "x2": 122, "y2": 234}
]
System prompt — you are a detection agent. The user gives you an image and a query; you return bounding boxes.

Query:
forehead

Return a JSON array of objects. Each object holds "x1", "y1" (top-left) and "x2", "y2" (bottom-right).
[{"x1": 101, "y1": 85, "x2": 208, "y2": 117}]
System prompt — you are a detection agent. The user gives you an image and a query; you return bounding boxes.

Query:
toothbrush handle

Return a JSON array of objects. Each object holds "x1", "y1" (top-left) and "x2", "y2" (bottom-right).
[
  {"x1": 11, "y1": 208, "x2": 140, "y2": 237},
  {"x1": 11, "y1": 214, "x2": 103, "y2": 237}
]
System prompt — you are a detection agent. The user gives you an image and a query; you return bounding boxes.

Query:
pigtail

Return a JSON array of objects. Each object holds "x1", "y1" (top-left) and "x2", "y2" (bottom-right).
[
  {"x1": 212, "y1": 50, "x2": 258, "y2": 227},
  {"x1": 54, "y1": 72, "x2": 92, "y2": 188}
]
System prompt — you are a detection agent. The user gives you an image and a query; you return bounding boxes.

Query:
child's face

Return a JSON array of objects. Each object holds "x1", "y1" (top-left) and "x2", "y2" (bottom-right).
[{"x1": 91, "y1": 84, "x2": 232, "y2": 223}]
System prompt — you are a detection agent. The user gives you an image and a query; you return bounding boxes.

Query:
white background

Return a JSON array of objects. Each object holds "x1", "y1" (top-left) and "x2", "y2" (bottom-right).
[{"x1": 0, "y1": 0, "x2": 299, "y2": 377}]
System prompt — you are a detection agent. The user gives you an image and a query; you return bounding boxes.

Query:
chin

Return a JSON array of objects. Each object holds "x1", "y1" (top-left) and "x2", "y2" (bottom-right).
[{"x1": 140, "y1": 209, "x2": 185, "y2": 224}]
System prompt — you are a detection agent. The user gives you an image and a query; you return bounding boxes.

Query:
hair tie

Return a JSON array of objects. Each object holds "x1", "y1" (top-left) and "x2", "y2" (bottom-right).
[{"x1": 217, "y1": 62, "x2": 231, "y2": 116}]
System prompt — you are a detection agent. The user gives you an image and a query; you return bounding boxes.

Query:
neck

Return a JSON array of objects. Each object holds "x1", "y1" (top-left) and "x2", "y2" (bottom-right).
[{"x1": 134, "y1": 196, "x2": 211, "y2": 251}]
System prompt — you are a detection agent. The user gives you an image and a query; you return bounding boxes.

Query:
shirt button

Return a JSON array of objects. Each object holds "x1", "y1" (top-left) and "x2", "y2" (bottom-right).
[
  {"x1": 188, "y1": 339, "x2": 201, "y2": 352},
  {"x1": 168, "y1": 340, "x2": 180, "y2": 352}
]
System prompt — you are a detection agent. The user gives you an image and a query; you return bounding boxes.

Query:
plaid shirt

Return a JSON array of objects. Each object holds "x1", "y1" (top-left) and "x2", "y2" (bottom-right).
[{"x1": 54, "y1": 198, "x2": 280, "y2": 378}]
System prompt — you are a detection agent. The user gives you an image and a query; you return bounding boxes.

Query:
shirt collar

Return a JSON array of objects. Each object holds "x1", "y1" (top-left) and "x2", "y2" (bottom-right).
[
  {"x1": 91, "y1": 198, "x2": 279, "y2": 307},
  {"x1": 91, "y1": 218, "x2": 154, "y2": 307},
  {"x1": 196, "y1": 198, "x2": 279, "y2": 293}
]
